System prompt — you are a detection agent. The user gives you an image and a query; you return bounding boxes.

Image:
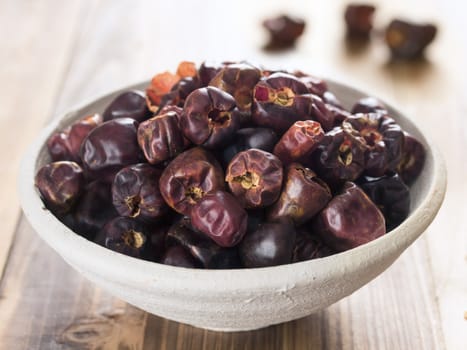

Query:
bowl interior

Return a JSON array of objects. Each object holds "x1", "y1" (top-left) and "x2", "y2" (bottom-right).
[
  {"x1": 33, "y1": 80, "x2": 432, "y2": 217},
  {"x1": 18, "y1": 77, "x2": 447, "y2": 331}
]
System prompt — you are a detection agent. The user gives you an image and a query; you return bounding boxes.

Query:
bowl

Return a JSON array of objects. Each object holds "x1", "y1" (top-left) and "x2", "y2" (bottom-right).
[{"x1": 18, "y1": 79, "x2": 446, "y2": 331}]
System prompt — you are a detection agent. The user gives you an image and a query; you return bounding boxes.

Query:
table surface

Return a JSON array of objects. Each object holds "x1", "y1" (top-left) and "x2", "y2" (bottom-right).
[{"x1": 1, "y1": 0, "x2": 466, "y2": 349}]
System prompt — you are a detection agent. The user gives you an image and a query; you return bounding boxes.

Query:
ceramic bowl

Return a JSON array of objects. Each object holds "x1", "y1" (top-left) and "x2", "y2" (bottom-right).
[{"x1": 18, "y1": 79, "x2": 446, "y2": 331}]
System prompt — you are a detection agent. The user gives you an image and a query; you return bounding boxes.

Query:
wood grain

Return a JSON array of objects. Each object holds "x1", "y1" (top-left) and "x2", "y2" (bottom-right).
[
  {"x1": 0, "y1": 220, "x2": 443, "y2": 349},
  {"x1": 1, "y1": 0, "x2": 466, "y2": 349},
  {"x1": 0, "y1": 0, "x2": 85, "y2": 275}
]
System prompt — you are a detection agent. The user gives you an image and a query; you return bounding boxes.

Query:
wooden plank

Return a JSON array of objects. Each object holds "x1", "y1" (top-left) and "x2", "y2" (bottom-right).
[
  {"x1": 314, "y1": 1, "x2": 467, "y2": 349},
  {"x1": 381, "y1": 51, "x2": 467, "y2": 350},
  {"x1": 0, "y1": 220, "x2": 442, "y2": 349},
  {"x1": 0, "y1": 219, "x2": 148, "y2": 349},
  {"x1": 0, "y1": 0, "x2": 85, "y2": 274},
  {"x1": 1, "y1": 0, "x2": 464, "y2": 348},
  {"x1": 356, "y1": 2, "x2": 467, "y2": 349}
]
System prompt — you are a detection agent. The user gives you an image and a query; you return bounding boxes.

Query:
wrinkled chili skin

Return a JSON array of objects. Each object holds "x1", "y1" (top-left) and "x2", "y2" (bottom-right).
[
  {"x1": 239, "y1": 220, "x2": 296, "y2": 268},
  {"x1": 156, "y1": 104, "x2": 183, "y2": 117},
  {"x1": 357, "y1": 172, "x2": 410, "y2": 231},
  {"x1": 252, "y1": 73, "x2": 310, "y2": 133},
  {"x1": 47, "y1": 113, "x2": 102, "y2": 163},
  {"x1": 180, "y1": 87, "x2": 241, "y2": 148},
  {"x1": 209, "y1": 62, "x2": 261, "y2": 112},
  {"x1": 259, "y1": 73, "x2": 309, "y2": 95},
  {"x1": 35, "y1": 161, "x2": 84, "y2": 215},
  {"x1": 155, "y1": 105, "x2": 191, "y2": 148},
  {"x1": 41, "y1": 60, "x2": 427, "y2": 269},
  {"x1": 112, "y1": 164, "x2": 167, "y2": 223},
  {"x1": 295, "y1": 94, "x2": 335, "y2": 132},
  {"x1": 385, "y1": 20, "x2": 437, "y2": 59},
  {"x1": 397, "y1": 131, "x2": 426, "y2": 185},
  {"x1": 190, "y1": 191, "x2": 248, "y2": 248},
  {"x1": 262, "y1": 15, "x2": 306, "y2": 49},
  {"x1": 198, "y1": 61, "x2": 228, "y2": 86},
  {"x1": 167, "y1": 217, "x2": 242, "y2": 268},
  {"x1": 268, "y1": 164, "x2": 331, "y2": 225},
  {"x1": 80, "y1": 118, "x2": 144, "y2": 182},
  {"x1": 294, "y1": 72, "x2": 328, "y2": 97},
  {"x1": 226, "y1": 149, "x2": 283, "y2": 208},
  {"x1": 68, "y1": 180, "x2": 118, "y2": 239},
  {"x1": 273, "y1": 120, "x2": 324, "y2": 166},
  {"x1": 137, "y1": 112, "x2": 187, "y2": 164},
  {"x1": 293, "y1": 227, "x2": 334, "y2": 262},
  {"x1": 95, "y1": 217, "x2": 152, "y2": 259},
  {"x1": 344, "y1": 4, "x2": 376, "y2": 38},
  {"x1": 160, "y1": 76, "x2": 201, "y2": 108},
  {"x1": 312, "y1": 182, "x2": 386, "y2": 252},
  {"x1": 313, "y1": 122, "x2": 367, "y2": 187},
  {"x1": 103, "y1": 90, "x2": 151, "y2": 122},
  {"x1": 159, "y1": 147, "x2": 225, "y2": 215},
  {"x1": 346, "y1": 113, "x2": 404, "y2": 177},
  {"x1": 220, "y1": 127, "x2": 278, "y2": 167}
]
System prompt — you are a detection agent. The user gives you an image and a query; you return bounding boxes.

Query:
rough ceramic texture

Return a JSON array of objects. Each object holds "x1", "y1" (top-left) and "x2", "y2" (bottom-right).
[{"x1": 18, "y1": 80, "x2": 446, "y2": 332}]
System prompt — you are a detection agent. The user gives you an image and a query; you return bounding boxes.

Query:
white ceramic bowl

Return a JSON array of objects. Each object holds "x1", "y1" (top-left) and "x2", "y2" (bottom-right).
[{"x1": 19, "y1": 80, "x2": 446, "y2": 331}]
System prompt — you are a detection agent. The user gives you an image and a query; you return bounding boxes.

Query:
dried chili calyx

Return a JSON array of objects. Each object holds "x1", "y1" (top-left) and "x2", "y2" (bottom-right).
[
  {"x1": 252, "y1": 73, "x2": 310, "y2": 133},
  {"x1": 273, "y1": 120, "x2": 324, "y2": 166},
  {"x1": 209, "y1": 62, "x2": 261, "y2": 112},
  {"x1": 263, "y1": 15, "x2": 306, "y2": 50},
  {"x1": 344, "y1": 4, "x2": 376, "y2": 39},
  {"x1": 95, "y1": 217, "x2": 154, "y2": 260},
  {"x1": 159, "y1": 147, "x2": 224, "y2": 215},
  {"x1": 268, "y1": 164, "x2": 331, "y2": 225},
  {"x1": 313, "y1": 121, "x2": 367, "y2": 187},
  {"x1": 346, "y1": 113, "x2": 404, "y2": 177},
  {"x1": 37, "y1": 60, "x2": 426, "y2": 270},
  {"x1": 226, "y1": 149, "x2": 283, "y2": 208},
  {"x1": 112, "y1": 164, "x2": 167, "y2": 222},
  {"x1": 180, "y1": 87, "x2": 241, "y2": 148},
  {"x1": 385, "y1": 19, "x2": 437, "y2": 60}
]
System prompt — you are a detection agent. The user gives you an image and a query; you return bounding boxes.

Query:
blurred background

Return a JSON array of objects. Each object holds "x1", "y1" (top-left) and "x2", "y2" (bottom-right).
[{"x1": 1, "y1": 0, "x2": 466, "y2": 349}]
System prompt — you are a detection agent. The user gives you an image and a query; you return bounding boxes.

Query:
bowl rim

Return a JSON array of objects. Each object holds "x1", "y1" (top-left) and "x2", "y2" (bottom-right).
[{"x1": 18, "y1": 78, "x2": 447, "y2": 294}]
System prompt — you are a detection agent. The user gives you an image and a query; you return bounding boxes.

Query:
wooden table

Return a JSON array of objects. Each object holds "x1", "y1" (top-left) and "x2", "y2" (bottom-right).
[{"x1": 1, "y1": 0, "x2": 465, "y2": 348}]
